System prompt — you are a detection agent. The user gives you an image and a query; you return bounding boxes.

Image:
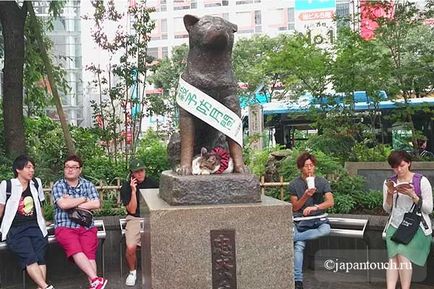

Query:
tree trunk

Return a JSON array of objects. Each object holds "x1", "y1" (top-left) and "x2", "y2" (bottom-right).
[
  {"x1": 0, "y1": 2, "x2": 27, "y2": 158},
  {"x1": 26, "y1": 1, "x2": 76, "y2": 155}
]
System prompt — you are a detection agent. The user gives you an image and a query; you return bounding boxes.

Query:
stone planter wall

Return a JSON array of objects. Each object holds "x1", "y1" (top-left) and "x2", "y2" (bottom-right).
[{"x1": 345, "y1": 161, "x2": 434, "y2": 191}]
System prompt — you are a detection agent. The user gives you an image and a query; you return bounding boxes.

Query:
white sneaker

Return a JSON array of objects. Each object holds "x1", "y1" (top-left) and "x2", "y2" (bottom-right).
[{"x1": 125, "y1": 272, "x2": 137, "y2": 286}]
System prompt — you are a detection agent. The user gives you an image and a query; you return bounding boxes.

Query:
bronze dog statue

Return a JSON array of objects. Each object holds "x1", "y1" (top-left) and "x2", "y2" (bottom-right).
[{"x1": 176, "y1": 14, "x2": 246, "y2": 176}]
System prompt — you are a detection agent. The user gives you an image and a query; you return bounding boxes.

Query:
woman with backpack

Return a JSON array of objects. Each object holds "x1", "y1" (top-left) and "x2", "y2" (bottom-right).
[
  {"x1": 0, "y1": 155, "x2": 55, "y2": 289},
  {"x1": 383, "y1": 150, "x2": 433, "y2": 289}
]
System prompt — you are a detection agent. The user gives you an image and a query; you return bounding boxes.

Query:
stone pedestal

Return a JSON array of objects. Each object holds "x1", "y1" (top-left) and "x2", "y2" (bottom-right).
[
  {"x1": 159, "y1": 170, "x2": 261, "y2": 205},
  {"x1": 140, "y1": 189, "x2": 293, "y2": 289}
]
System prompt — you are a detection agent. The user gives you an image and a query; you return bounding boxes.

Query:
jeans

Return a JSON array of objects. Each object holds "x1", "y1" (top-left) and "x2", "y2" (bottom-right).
[{"x1": 293, "y1": 223, "x2": 331, "y2": 282}]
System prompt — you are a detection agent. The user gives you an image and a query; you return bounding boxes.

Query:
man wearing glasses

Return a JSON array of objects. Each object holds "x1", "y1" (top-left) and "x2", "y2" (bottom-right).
[{"x1": 51, "y1": 155, "x2": 107, "y2": 289}]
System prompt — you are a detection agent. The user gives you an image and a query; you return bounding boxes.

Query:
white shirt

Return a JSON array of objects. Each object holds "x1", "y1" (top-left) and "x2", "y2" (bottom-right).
[
  {"x1": 0, "y1": 178, "x2": 47, "y2": 241},
  {"x1": 383, "y1": 176, "x2": 433, "y2": 236}
]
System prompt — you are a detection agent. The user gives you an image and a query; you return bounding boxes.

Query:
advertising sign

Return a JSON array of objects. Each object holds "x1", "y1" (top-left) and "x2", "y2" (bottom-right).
[{"x1": 295, "y1": 0, "x2": 336, "y2": 48}]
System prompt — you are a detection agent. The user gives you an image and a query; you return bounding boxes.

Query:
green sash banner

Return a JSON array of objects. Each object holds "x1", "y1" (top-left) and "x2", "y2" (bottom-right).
[{"x1": 176, "y1": 77, "x2": 243, "y2": 146}]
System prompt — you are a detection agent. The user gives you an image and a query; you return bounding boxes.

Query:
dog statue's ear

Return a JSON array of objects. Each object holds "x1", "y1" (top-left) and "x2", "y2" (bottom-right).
[
  {"x1": 184, "y1": 14, "x2": 200, "y2": 32},
  {"x1": 201, "y1": 147, "x2": 208, "y2": 156}
]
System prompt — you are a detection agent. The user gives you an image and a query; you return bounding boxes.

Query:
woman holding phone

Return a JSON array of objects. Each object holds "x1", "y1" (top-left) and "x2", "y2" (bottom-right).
[{"x1": 383, "y1": 150, "x2": 433, "y2": 289}]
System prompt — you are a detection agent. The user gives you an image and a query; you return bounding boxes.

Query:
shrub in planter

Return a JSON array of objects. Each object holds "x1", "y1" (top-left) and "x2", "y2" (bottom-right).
[
  {"x1": 350, "y1": 142, "x2": 392, "y2": 162},
  {"x1": 327, "y1": 192, "x2": 356, "y2": 214},
  {"x1": 354, "y1": 190, "x2": 383, "y2": 210}
]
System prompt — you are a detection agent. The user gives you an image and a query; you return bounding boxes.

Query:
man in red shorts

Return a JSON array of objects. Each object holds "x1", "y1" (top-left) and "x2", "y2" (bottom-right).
[{"x1": 52, "y1": 155, "x2": 107, "y2": 289}]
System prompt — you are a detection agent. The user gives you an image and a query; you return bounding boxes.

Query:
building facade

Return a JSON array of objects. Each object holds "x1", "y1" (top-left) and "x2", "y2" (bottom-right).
[
  {"x1": 35, "y1": 0, "x2": 83, "y2": 126},
  {"x1": 146, "y1": 0, "x2": 353, "y2": 59}
]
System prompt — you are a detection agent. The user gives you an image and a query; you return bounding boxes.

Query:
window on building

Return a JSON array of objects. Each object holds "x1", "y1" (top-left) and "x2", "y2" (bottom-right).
[
  {"x1": 204, "y1": 0, "x2": 229, "y2": 7},
  {"x1": 161, "y1": 19, "x2": 168, "y2": 40},
  {"x1": 254, "y1": 10, "x2": 261, "y2": 32},
  {"x1": 268, "y1": 8, "x2": 286, "y2": 32},
  {"x1": 336, "y1": 3, "x2": 350, "y2": 30},
  {"x1": 288, "y1": 7, "x2": 294, "y2": 22},
  {"x1": 236, "y1": 0, "x2": 260, "y2": 4},
  {"x1": 174, "y1": 0, "x2": 196, "y2": 10},
  {"x1": 287, "y1": 7, "x2": 295, "y2": 31},
  {"x1": 53, "y1": 19, "x2": 66, "y2": 32},
  {"x1": 148, "y1": 48, "x2": 159, "y2": 59},
  {"x1": 174, "y1": 17, "x2": 188, "y2": 38},
  {"x1": 162, "y1": 47, "x2": 168, "y2": 58},
  {"x1": 254, "y1": 10, "x2": 261, "y2": 25},
  {"x1": 236, "y1": 11, "x2": 254, "y2": 33}
]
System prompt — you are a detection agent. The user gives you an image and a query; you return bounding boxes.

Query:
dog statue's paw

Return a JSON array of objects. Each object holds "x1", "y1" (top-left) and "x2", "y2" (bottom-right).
[
  {"x1": 177, "y1": 165, "x2": 192, "y2": 176},
  {"x1": 233, "y1": 164, "x2": 249, "y2": 174}
]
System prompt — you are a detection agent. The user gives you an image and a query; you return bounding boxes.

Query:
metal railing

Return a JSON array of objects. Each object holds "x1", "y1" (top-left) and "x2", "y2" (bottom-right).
[
  {"x1": 41, "y1": 178, "x2": 123, "y2": 204},
  {"x1": 260, "y1": 176, "x2": 289, "y2": 201}
]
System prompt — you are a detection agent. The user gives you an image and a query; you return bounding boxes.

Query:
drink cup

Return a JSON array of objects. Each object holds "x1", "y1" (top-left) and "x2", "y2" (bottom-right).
[{"x1": 306, "y1": 176, "x2": 315, "y2": 189}]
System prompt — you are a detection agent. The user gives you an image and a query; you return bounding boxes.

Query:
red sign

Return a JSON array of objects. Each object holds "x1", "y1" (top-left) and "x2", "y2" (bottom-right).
[
  {"x1": 424, "y1": 18, "x2": 434, "y2": 26},
  {"x1": 298, "y1": 10, "x2": 334, "y2": 21},
  {"x1": 145, "y1": 88, "x2": 163, "y2": 94}
]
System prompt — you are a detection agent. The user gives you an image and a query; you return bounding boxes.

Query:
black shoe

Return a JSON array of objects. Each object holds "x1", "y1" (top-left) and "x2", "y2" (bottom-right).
[{"x1": 295, "y1": 281, "x2": 303, "y2": 289}]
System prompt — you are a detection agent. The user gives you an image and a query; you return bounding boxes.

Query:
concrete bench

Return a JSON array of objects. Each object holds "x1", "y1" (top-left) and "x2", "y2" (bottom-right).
[
  {"x1": 0, "y1": 220, "x2": 106, "y2": 289},
  {"x1": 119, "y1": 218, "x2": 144, "y2": 278}
]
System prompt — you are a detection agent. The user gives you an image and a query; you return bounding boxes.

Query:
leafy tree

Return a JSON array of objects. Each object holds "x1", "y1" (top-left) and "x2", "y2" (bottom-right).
[
  {"x1": 265, "y1": 33, "x2": 333, "y2": 101},
  {"x1": 135, "y1": 129, "x2": 170, "y2": 181},
  {"x1": 372, "y1": 1, "x2": 434, "y2": 148},
  {"x1": 23, "y1": 13, "x2": 69, "y2": 117},
  {"x1": 232, "y1": 34, "x2": 286, "y2": 98},
  {"x1": 0, "y1": 0, "x2": 68, "y2": 157},
  {"x1": 26, "y1": 1, "x2": 75, "y2": 155},
  {"x1": 148, "y1": 44, "x2": 188, "y2": 129},
  {"x1": 85, "y1": 0, "x2": 156, "y2": 163}
]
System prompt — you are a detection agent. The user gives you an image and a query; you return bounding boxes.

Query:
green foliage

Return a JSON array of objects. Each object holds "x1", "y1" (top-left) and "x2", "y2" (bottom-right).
[
  {"x1": 85, "y1": 0, "x2": 156, "y2": 158},
  {"x1": 354, "y1": 190, "x2": 383, "y2": 210},
  {"x1": 248, "y1": 149, "x2": 272, "y2": 177},
  {"x1": 94, "y1": 195, "x2": 126, "y2": 217},
  {"x1": 22, "y1": 116, "x2": 129, "y2": 184},
  {"x1": 307, "y1": 132, "x2": 355, "y2": 163},
  {"x1": 136, "y1": 130, "x2": 170, "y2": 181},
  {"x1": 279, "y1": 149, "x2": 344, "y2": 182},
  {"x1": 327, "y1": 192, "x2": 356, "y2": 214},
  {"x1": 233, "y1": 34, "x2": 286, "y2": 94},
  {"x1": 42, "y1": 201, "x2": 54, "y2": 221},
  {"x1": 331, "y1": 174, "x2": 366, "y2": 195},
  {"x1": 265, "y1": 34, "x2": 333, "y2": 99},
  {"x1": 350, "y1": 143, "x2": 392, "y2": 162},
  {"x1": 148, "y1": 44, "x2": 188, "y2": 129}
]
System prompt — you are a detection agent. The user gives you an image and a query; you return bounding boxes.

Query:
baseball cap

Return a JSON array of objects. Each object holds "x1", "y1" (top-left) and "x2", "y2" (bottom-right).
[{"x1": 129, "y1": 158, "x2": 146, "y2": 172}]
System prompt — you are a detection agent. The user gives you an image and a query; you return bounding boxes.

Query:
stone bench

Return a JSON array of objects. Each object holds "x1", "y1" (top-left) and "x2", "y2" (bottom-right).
[{"x1": 0, "y1": 219, "x2": 106, "y2": 289}]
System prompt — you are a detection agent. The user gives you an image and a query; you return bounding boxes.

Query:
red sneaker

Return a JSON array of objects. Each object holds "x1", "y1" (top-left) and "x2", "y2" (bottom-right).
[{"x1": 89, "y1": 277, "x2": 108, "y2": 289}]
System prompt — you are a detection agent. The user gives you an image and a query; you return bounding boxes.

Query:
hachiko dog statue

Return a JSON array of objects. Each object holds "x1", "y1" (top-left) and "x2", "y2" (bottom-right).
[{"x1": 176, "y1": 14, "x2": 246, "y2": 175}]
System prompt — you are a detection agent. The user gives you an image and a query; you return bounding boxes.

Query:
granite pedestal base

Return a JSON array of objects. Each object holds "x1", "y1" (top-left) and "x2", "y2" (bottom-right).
[
  {"x1": 140, "y1": 189, "x2": 294, "y2": 289},
  {"x1": 159, "y1": 170, "x2": 261, "y2": 205}
]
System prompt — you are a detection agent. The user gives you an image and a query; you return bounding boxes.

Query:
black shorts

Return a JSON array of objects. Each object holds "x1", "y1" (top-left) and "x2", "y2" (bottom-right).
[{"x1": 6, "y1": 223, "x2": 48, "y2": 269}]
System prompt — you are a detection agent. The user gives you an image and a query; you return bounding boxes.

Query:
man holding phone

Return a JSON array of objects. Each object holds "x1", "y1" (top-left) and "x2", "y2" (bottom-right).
[{"x1": 120, "y1": 159, "x2": 159, "y2": 286}]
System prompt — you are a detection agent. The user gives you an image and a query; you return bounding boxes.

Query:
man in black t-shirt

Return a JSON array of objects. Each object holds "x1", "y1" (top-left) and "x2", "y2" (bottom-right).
[
  {"x1": 120, "y1": 159, "x2": 158, "y2": 286},
  {"x1": 0, "y1": 155, "x2": 55, "y2": 289}
]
